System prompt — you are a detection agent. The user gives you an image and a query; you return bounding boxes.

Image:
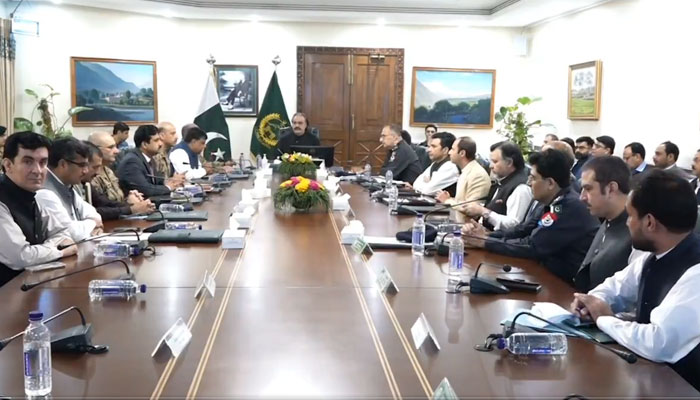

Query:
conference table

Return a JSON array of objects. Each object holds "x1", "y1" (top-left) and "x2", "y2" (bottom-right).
[{"x1": 0, "y1": 175, "x2": 697, "y2": 398}]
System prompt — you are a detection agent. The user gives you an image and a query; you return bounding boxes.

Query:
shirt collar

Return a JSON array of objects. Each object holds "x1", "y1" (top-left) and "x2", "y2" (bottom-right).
[
  {"x1": 635, "y1": 161, "x2": 647, "y2": 172},
  {"x1": 140, "y1": 150, "x2": 152, "y2": 163},
  {"x1": 664, "y1": 163, "x2": 676, "y2": 170},
  {"x1": 48, "y1": 169, "x2": 67, "y2": 187}
]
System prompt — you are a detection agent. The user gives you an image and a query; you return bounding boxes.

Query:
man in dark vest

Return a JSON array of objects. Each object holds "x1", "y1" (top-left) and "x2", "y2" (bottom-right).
[
  {"x1": 465, "y1": 141, "x2": 532, "y2": 231},
  {"x1": 277, "y1": 113, "x2": 320, "y2": 155},
  {"x1": 0, "y1": 132, "x2": 77, "y2": 287},
  {"x1": 169, "y1": 125, "x2": 211, "y2": 180},
  {"x1": 409, "y1": 131, "x2": 459, "y2": 196},
  {"x1": 575, "y1": 156, "x2": 632, "y2": 291},
  {"x1": 571, "y1": 169, "x2": 700, "y2": 390}
]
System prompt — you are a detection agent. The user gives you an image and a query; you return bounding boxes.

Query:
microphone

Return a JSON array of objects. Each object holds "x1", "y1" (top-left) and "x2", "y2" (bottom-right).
[
  {"x1": 0, "y1": 306, "x2": 108, "y2": 354},
  {"x1": 468, "y1": 262, "x2": 511, "y2": 294},
  {"x1": 506, "y1": 311, "x2": 638, "y2": 364},
  {"x1": 57, "y1": 228, "x2": 141, "y2": 250},
  {"x1": 21, "y1": 259, "x2": 133, "y2": 292},
  {"x1": 401, "y1": 196, "x2": 487, "y2": 218}
]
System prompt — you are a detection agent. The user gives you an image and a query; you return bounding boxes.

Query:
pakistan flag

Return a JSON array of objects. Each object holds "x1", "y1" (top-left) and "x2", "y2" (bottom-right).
[
  {"x1": 250, "y1": 71, "x2": 290, "y2": 160},
  {"x1": 195, "y1": 70, "x2": 231, "y2": 161}
]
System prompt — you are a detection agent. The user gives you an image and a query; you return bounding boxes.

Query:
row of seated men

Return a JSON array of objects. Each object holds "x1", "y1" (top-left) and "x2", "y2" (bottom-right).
[
  {"x1": 0, "y1": 121, "x2": 234, "y2": 287},
  {"x1": 378, "y1": 123, "x2": 699, "y2": 389}
]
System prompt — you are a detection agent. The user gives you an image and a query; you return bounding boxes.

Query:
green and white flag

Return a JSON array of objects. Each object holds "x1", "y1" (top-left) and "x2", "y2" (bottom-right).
[
  {"x1": 250, "y1": 71, "x2": 290, "y2": 160},
  {"x1": 195, "y1": 70, "x2": 231, "y2": 161}
]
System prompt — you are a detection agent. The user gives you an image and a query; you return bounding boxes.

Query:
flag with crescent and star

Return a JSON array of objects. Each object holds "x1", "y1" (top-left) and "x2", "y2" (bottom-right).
[
  {"x1": 250, "y1": 71, "x2": 289, "y2": 160},
  {"x1": 194, "y1": 68, "x2": 231, "y2": 161}
]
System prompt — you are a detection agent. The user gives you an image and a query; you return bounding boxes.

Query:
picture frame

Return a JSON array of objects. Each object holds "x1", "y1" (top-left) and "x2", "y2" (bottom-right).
[
  {"x1": 410, "y1": 67, "x2": 496, "y2": 129},
  {"x1": 70, "y1": 57, "x2": 158, "y2": 126},
  {"x1": 568, "y1": 60, "x2": 602, "y2": 120},
  {"x1": 214, "y1": 64, "x2": 259, "y2": 117}
]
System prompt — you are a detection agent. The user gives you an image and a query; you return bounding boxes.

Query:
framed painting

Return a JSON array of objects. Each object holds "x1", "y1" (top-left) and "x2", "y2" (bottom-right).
[
  {"x1": 214, "y1": 64, "x2": 258, "y2": 117},
  {"x1": 70, "y1": 57, "x2": 158, "y2": 126},
  {"x1": 410, "y1": 67, "x2": 496, "y2": 129},
  {"x1": 568, "y1": 60, "x2": 602, "y2": 120}
]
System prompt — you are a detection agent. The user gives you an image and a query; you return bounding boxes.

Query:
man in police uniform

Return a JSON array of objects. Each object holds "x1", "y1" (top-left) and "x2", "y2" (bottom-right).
[
  {"x1": 379, "y1": 124, "x2": 422, "y2": 183},
  {"x1": 575, "y1": 156, "x2": 632, "y2": 291},
  {"x1": 465, "y1": 149, "x2": 599, "y2": 285}
]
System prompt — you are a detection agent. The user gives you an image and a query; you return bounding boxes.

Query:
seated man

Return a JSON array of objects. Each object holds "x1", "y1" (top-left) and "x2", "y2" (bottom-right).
[
  {"x1": 419, "y1": 124, "x2": 438, "y2": 147},
  {"x1": 571, "y1": 170, "x2": 700, "y2": 390},
  {"x1": 401, "y1": 130, "x2": 430, "y2": 170},
  {"x1": 544, "y1": 140, "x2": 581, "y2": 193},
  {"x1": 0, "y1": 132, "x2": 77, "y2": 286},
  {"x1": 153, "y1": 121, "x2": 179, "y2": 178},
  {"x1": 379, "y1": 124, "x2": 422, "y2": 184},
  {"x1": 435, "y1": 136, "x2": 491, "y2": 220},
  {"x1": 572, "y1": 136, "x2": 593, "y2": 180},
  {"x1": 170, "y1": 125, "x2": 213, "y2": 180},
  {"x1": 82, "y1": 142, "x2": 154, "y2": 220},
  {"x1": 465, "y1": 149, "x2": 599, "y2": 285},
  {"x1": 592, "y1": 135, "x2": 615, "y2": 157},
  {"x1": 465, "y1": 141, "x2": 532, "y2": 231},
  {"x1": 117, "y1": 125, "x2": 184, "y2": 198},
  {"x1": 112, "y1": 121, "x2": 131, "y2": 169},
  {"x1": 0, "y1": 125, "x2": 6, "y2": 160},
  {"x1": 692, "y1": 149, "x2": 700, "y2": 205},
  {"x1": 542, "y1": 133, "x2": 558, "y2": 147},
  {"x1": 36, "y1": 138, "x2": 103, "y2": 241},
  {"x1": 575, "y1": 156, "x2": 632, "y2": 291},
  {"x1": 653, "y1": 140, "x2": 693, "y2": 181},
  {"x1": 623, "y1": 142, "x2": 652, "y2": 187},
  {"x1": 410, "y1": 131, "x2": 459, "y2": 196},
  {"x1": 277, "y1": 112, "x2": 320, "y2": 154}
]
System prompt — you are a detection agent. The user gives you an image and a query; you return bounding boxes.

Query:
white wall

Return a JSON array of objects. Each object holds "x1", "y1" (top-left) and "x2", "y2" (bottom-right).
[
  {"x1": 11, "y1": 3, "x2": 527, "y2": 159},
  {"x1": 525, "y1": 0, "x2": 700, "y2": 168}
]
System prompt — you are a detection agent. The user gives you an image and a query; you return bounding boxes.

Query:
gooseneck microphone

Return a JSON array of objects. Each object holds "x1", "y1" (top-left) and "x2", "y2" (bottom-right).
[
  {"x1": 422, "y1": 196, "x2": 489, "y2": 219},
  {"x1": 21, "y1": 259, "x2": 133, "y2": 292},
  {"x1": 57, "y1": 228, "x2": 141, "y2": 250}
]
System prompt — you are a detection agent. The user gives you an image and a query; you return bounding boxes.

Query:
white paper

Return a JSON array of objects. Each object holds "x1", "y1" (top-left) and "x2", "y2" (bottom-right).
[{"x1": 151, "y1": 317, "x2": 192, "y2": 358}]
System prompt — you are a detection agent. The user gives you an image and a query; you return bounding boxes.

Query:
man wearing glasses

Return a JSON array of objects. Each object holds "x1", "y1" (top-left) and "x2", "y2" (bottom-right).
[
  {"x1": 88, "y1": 131, "x2": 145, "y2": 204},
  {"x1": 36, "y1": 137, "x2": 104, "y2": 241}
]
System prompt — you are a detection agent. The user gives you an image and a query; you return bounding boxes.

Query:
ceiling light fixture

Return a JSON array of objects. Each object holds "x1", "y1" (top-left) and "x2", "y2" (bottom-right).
[
  {"x1": 51, "y1": 0, "x2": 62, "y2": 4},
  {"x1": 376, "y1": 18, "x2": 386, "y2": 26},
  {"x1": 250, "y1": 15, "x2": 260, "y2": 23}
]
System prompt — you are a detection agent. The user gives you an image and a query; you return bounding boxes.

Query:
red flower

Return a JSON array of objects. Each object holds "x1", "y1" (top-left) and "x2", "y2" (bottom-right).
[
  {"x1": 290, "y1": 176, "x2": 300, "y2": 185},
  {"x1": 309, "y1": 181, "x2": 320, "y2": 191}
]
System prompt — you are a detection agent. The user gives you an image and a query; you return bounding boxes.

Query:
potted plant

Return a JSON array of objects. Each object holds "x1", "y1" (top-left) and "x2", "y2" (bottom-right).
[
  {"x1": 13, "y1": 84, "x2": 92, "y2": 138},
  {"x1": 279, "y1": 152, "x2": 317, "y2": 179},
  {"x1": 274, "y1": 176, "x2": 330, "y2": 212},
  {"x1": 494, "y1": 97, "x2": 541, "y2": 156}
]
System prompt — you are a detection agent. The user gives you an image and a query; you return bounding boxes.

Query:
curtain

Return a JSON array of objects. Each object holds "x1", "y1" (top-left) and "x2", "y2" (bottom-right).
[{"x1": 0, "y1": 19, "x2": 15, "y2": 134}]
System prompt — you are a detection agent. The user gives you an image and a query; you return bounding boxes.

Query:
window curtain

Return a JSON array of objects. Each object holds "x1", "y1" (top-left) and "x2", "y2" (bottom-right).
[{"x1": 0, "y1": 19, "x2": 15, "y2": 134}]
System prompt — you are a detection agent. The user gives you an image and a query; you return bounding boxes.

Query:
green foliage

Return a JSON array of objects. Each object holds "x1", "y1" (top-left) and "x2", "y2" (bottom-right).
[
  {"x1": 274, "y1": 183, "x2": 330, "y2": 211},
  {"x1": 13, "y1": 84, "x2": 92, "y2": 139},
  {"x1": 493, "y1": 96, "x2": 542, "y2": 156},
  {"x1": 414, "y1": 98, "x2": 491, "y2": 125}
]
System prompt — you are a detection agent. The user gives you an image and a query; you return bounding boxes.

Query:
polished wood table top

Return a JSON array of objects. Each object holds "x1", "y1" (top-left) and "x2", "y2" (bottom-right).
[{"x1": 0, "y1": 178, "x2": 696, "y2": 398}]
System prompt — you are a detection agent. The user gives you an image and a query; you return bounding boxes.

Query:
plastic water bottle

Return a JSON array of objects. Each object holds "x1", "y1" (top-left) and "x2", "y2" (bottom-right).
[
  {"x1": 497, "y1": 333, "x2": 568, "y2": 355},
  {"x1": 388, "y1": 184, "x2": 399, "y2": 211},
  {"x1": 165, "y1": 222, "x2": 202, "y2": 230},
  {"x1": 23, "y1": 311, "x2": 51, "y2": 397},
  {"x1": 94, "y1": 242, "x2": 130, "y2": 259},
  {"x1": 385, "y1": 170, "x2": 393, "y2": 188},
  {"x1": 88, "y1": 280, "x2": 147, "y2": 301},
  {"x1": 256, "y1": 154, "x2": 263, "y2": 169},
  {"x1": 446, "y1": 232, "x2": 464, "y2": 292},
  {"x1": 159, "y1": 203, "x2": 185, "y2": 213},
  {"x1": 239, "y1": 152, "x2": 245, "y2": 171},
  {"x1": 363, "y1": 163, "x2": 372, "y2": 180},
  {"x1": 412, "y1": 214, "x2": 426, "y2": 255}
]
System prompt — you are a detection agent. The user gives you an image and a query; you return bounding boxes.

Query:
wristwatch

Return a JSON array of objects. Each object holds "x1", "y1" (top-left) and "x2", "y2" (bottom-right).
[{"x1": 482, "y1": 209, "x2": 491, "y2": 220}]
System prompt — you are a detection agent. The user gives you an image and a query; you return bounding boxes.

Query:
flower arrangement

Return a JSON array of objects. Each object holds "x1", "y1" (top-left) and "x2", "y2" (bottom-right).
[
  {"x1": 279, "y1": 152, "x2": 317, "y2": 179},
  {"x1": 274, "y1": 176, "x2": 330, "y2": 212}
]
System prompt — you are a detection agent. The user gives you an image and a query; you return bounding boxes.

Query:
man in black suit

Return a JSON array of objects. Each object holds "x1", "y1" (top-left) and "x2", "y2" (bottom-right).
[
  {"x1": 117, "y1": 125, "x2": 184, "y2": 198},
  {"x1": 277, "y1": 113, "x2": 320, "y2": 154},
  {"x1": 623, "y1": 142, "x2": 652, "y2": 186},
  {"x1": 691, "y1": 149, "x2": 700, "y2": 205}
]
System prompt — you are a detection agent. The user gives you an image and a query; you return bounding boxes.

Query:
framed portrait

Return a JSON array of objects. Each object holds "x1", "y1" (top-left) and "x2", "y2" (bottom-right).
[
  {"x1": 70, "y1": 57, "x2": 158, "y2": 126},
  {"x1": 568, "y1": 60, "x2": 602, "y2": 120},
  {"x1": 410, "y1": 67, "x2": 496, "y2": 129},
  {"x1": 214, "y1": 65, "x2": 258, "y2": 117}
]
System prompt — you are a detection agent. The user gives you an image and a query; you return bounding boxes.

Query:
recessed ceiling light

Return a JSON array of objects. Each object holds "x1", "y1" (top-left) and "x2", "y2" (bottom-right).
[
  {"x1": 376, "y1": 18, "x2": 386, "y2": 26},
  {"x1": 250, "y1": 15, "x2": 260, "y2": 23},
  {"x1": 51, "y1": 0, "x2": 62, "y2": 4}
]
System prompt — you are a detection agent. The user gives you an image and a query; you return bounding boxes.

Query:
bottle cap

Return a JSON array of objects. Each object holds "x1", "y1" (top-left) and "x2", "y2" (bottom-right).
[
  {"x1": 453, "y1": 230, "x2": 461, "y2": 236},
  {"x1": 416, "y1": 213, "x2": 423, "y2": 217},
  {"x1": 28, "y1": 311, "x2": 43, "y2": 321},
  {"x1": 496, "y1": 337, "x2": 506, "y2": 350},
  {"x1": 139, "y1": 284, "x2": 147, "y2": 293}
]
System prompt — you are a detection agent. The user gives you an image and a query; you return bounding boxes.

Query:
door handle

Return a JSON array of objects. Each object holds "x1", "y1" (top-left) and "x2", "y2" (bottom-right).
[{"x1": 351, "y1": 114, "x2": 355, "y2": 130}]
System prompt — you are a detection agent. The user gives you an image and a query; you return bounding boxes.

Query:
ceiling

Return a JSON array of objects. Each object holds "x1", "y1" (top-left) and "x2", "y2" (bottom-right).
[{"x1": 18, "y1": 0, "x2": 611, "y2": 27}]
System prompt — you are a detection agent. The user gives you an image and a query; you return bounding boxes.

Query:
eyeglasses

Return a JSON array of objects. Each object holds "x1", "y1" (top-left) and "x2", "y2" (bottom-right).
[{"x1": 64, "y1": 159, "x2": 89, "y2": 168}]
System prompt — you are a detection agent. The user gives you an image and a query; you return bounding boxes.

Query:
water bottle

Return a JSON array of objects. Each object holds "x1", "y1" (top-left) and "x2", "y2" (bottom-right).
[
  {"x1": 388, "y1": 184, "x2": 399, "y2": 211},
  {"x1": 165, "y1": 222, "x2": 202, "y2": 230},
  {"x1": 256, "y1": 154, "x2": 263, "y2": 169},
  {"x1": 23, "y1": 311, "x2": 51, "y2": 397},
  {"x1": 497, "y1": 333, "x2": 568, "y2": 355},
  {"x1": 239, "y1": 152, "x2": 245, "y2": 171},
  {"x1": 88, "y1": 280, "x2": 147, "y2": 301},
  {"x1": 411, "y1": 214, "x2": 426, "y2": 255},
  {"x1": 363, "y1": 163, "x2": 372, "y2": 180},
  {"x1": 385, "y1": 170, "x2": 393, "y2": 188},
  {"x1": 446, "y1": 232, "x2": 464, "y2": 292},
  {"x1": 159, "y1": 203, "x2": 185, "y2": 213},
  {"x1": 94, "y1": 242, "x2": 130, "y2": 259}
]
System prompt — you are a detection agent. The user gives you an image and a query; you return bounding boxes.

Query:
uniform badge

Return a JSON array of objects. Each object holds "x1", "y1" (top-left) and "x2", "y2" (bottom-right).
[
  {"x1": 539, "y1": 212, "x2": 558, "y2": 227},
  {"x1": 389, "y1": 151, "x2": 396, "y2": 162},
  {"x1": 553, "y1": 205, "x2": 562, "y2": 214}
]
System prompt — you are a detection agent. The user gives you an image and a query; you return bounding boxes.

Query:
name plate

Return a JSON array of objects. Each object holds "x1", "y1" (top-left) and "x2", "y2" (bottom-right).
[
  {"x1": 351, "y1": 237, "x2": 374, "y2": 256},
  {"x1": 372, "y1": 264, "x2": 398, "y2": 294},
  {"x1": 433, "y1": 378, "x2": 458, "y2": 400},
  {"x1": 410, "y1": 313, "x2": 441, "y2": 351},
  {"x1": 151, "y1": 317, "x2": 192, "y2": 358},
  {"x1": 195, "y1": 270, "x2": 216, "y2": 299}
]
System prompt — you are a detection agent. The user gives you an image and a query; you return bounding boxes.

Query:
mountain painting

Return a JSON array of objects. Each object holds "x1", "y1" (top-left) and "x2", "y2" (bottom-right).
[
  {"x1": 71, "y1": 57, "x2": 157, "y2": 126},
  {"x1": 410, "y1": 67, "x2": 496, "y2": 128}
]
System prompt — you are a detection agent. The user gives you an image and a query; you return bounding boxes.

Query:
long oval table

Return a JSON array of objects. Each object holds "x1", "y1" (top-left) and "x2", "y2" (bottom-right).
[{"x1": 0, "y1": 177, "x2": 696, "y2": 398}]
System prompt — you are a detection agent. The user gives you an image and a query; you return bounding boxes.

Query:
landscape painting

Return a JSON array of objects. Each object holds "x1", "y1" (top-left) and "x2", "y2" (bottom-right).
[
  {"x1": 214, "y1": 64, "x2": 258, "y2": 117},
  {"x1": 568, "y1": 60, "x2": 602, "y2": 120},
  {"x1": 410, "y1": 67, "x2": 496, "y2": 129},
  {"x1": 71, "y1": 57, "x2": 158, "y2": 126}
]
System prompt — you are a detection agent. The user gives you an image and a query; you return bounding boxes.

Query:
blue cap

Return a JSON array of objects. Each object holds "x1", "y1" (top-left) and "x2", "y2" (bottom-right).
[
  {"x1": 28, "y1": 311, "x2": 43, "y2": 321},
  {"x1": 139, "y1": 284, "x2": 147, "y2": 293},
  {"x1": 496, "y1": 337, "x2": 506, "y2": 350},
  {"x1": 453, "y1": 230, "x2": 461, "y2": 236}
]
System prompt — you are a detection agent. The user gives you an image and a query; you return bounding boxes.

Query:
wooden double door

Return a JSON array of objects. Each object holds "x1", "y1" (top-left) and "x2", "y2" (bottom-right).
[{"x1": 297, "y1": 47, "x2": 404, "y2": 170}]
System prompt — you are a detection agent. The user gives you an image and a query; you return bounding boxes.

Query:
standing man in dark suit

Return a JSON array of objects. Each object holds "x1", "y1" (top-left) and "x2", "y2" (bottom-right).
[
  {"x1": 117, "y1": 125, "x2": 184, "y2": 198},
  {"x1": 572, "y1": 136, "x2": 594, "y2": 180}
]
